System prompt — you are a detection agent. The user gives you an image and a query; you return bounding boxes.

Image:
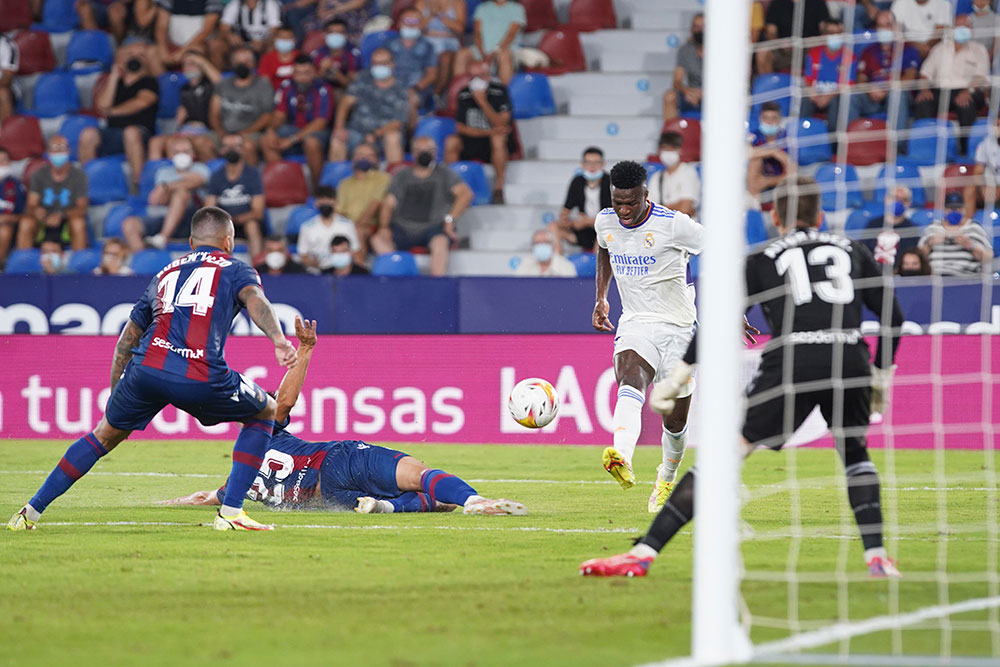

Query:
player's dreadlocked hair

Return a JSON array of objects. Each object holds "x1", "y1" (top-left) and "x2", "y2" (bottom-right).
[{"x1": 610, "y1": 160, "x2": 648, "y2": 190}]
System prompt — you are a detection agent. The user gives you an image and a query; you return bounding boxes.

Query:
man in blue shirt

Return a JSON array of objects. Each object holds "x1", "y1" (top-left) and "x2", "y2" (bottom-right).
[
  {"x1": 206, "y1": 133, "x2": 265, "y2": 258},
  {"x1": 849, "y1": 10, "x2": 920, "y2": 138},
  {"x1": 388, "y1": 7, "x2": 438, "y2": 122}
]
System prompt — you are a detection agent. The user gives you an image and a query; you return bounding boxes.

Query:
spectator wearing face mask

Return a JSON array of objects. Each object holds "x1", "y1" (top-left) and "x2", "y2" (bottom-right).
[
  {"x1": 78, "y1": 41, "x2": 160, "y2": 190},
  {"x1": 259, "y1": 25, "x2": 300, "y2": 90},
  {"x1": 918, "y1": 191, "x2": 993, "y2": 275},
  {"x1": 298, "y1": 185, "x2": 361, "y2": 271},
  {"x1": 204, "y1": 133, "x2": 265, "y2": 258},
  {"x1": 149, "y1": 50, "x2": 221, "y2": 163},
  {"x1": 40, "y1": 238, "x2": 67, "y2": 276},
  {"x1": 863, "y1": 185, "x2": 920, "y2": 263},
  {"x1": 748, "y1": 101, "x2": 795, "y2": 210},
  {"x1": 849, "y1": 11, "x2": 918, "y2": 140},
  {"x1": 0, "y1": 147, "x2": 26, "y2": 268},
  {"x1": 336, "y1": 142, "x2": 391, "y2": 248},
  {"x1": 663, "y1": 13, "x2": 703, "y2": 123},
  {"x1": 254, "y1": 234, "x2": 307, "y2": 275},
  {"x1": 891, "y1": 0, "x2": 952, "y2": 59},
  {"x1": 93, "y1": 237, "x2": 134, "y2": 276},
  {"x1": 311, "y1": 18, "x2": 360, "y2": 90},
  {"x1": 896, "y1": 247, "x2": 932, "y2": 276},
  {"x1": 155, "y1": 0, "x2": 222, "y2": 68},
  {"x1": 514, "y1": 229, "x2": 577, "y2": 277},
  {"x1": 120, "y1": 136, "x2": 212, "y2": 251},
  {"x1": 323, "y1": 234, "x2": 370, "y2": 275},
  {"x1": 648, "y1": 131, "x2": 699, "y2": 217},
  {"x1": 389, "y1": 7, "x2": 438, "y2": 121},
  {"x1": 801, "y1": 19, "x2": 855, "y2": 136},
  {"x1": 550, "y1": 146, "x2": 611, "y2": 254},
  {"x1": 308, "y1": 0, "x2": 379, "y2": 45},
  {"x1": 16, "y1": 135, "x2": 89, "y2": 253},
  {"x1": 209, "y1": 45, "x2": 274, "y2": 165}
]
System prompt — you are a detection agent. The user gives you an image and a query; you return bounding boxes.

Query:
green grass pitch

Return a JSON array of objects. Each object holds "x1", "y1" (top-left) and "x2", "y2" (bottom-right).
[{"x1": 1, "y1": 440, "x2": 996, "y2": 666}]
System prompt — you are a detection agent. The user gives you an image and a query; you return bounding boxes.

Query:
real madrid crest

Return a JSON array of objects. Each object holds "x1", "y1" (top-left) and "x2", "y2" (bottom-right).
[
  {"x1": 606, "y1": 233, "x2": 614, "y2": 244},
  {"x1": 644, "y1": 232, "x2": 655, "y2": 248}
]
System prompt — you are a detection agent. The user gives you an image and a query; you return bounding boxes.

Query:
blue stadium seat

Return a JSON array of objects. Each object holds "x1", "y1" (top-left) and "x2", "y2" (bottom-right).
[
  {"x1": 814, "y1": 162, "x2": 863, "y2": 211},
  {"x1": 845, "y1": 207, "x2": 876, "y2": 232},
  {"x1": 360, "y1": 30, "x2": 398, "y2": 67},
  {"x1": 65, "y1": 30, "x2": 114, "y2": 73},
  {"x1": 31, "y1": 72, "x2": 80, "y2": 117},
  {"x1": 83, "y1": 156, "x2": 129, "y2": 205},
  {"x1": 285, "y1": 204, "x2": 319, "y2": 239},
  {"x1": 372, "y1": 251, "x2": 419, "y2": 276},
  {"x1": 905, "y1": 119, "x2": 958, "y2": 166},
  {"x1": 157, "y1": 72, "x2": 189, "y2": 119},
  {"x1": 205, "y1": 157, "x2": 226, "y2": 174},
  {"x1": 67, "y1": 247, "x2": 102, "y2": 273},
  {"x1": 130, "y1": 249, "x2": 173, "y2": 275},
  {"x1": 449, "y1": 161, "x2": 490, "y2": 205},
  {"x1": 644, "y1": 161, "x2": 664, "y2": 182},
  {"x1": 34, "y1": 0, "x2": 77, "y2": 32},
  {"x1": 567, "y1": 252, "x2": 596, "y2": 277},
  {"x1": 786, "y1": 117, "x2": 832, "y2": 166},
  {"x1": 745, "y1": 209, "x2": 769, "y2": 247},
  {"x1": 102, "y1": 204, "x2": 138, "y2": 237},
  {"x1": 319, "y1": 161, "x2": 354, "y2": 189},
  {"x1": 967, "y1": 117, "x2": 990, "y2": 161},
  {"x1": 508, "y1": 72, "x2": 557, "y2": 119},
  {"x1": 60, "y1": 115, "x2": 101, "y2": 160},
  {"x1": 414, "y1": 116, "x2": 456, "y2": 158},
  {"x1": 910, "y1": 209, "x2": 939, "y2": 227},
  {"x1": 5, "y1": 248, "x2": 42, "y2": 273},
  {"x1": 749, "y1": 73, "x2": 792, "y2": 129},
  {"x1": 138, "y1": 159, "x2": 171, "y2": 200},
  {"x1": 871, "y1": 161, "x2": 926, "y2": 207}
]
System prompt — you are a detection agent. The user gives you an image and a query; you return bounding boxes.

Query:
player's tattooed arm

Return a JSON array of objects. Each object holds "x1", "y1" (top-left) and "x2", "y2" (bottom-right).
[
  {"x1": 240, "y1": 284, "x2": 298, "y2": 368},
  {"x1": 110, "y1": 320, "x2": 144, "y2": 391}
]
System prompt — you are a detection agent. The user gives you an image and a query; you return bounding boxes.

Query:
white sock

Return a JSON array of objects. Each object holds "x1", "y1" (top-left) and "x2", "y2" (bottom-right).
[
  {"x1": 463, "y1": 494, "x2": 485, "y2": 507},
  {"x1": 378, "y1": 500, "x2": 395, "y2": 513},
  {"x1": 220, "y1": 504, "x2": 243, "y2": 518},
  {"x1": 864, "y1": 547, "x2": 888, "y2": 562},
  {"x1": 660, "y1": 426, "x2": 687, "y2": 482},
  {"x1": 23, "y1": 503, "x2": 41, "y2": 522},
  {"x1": 629, "y1": 543, "x2": 658, "y2": 560},
  {"x1": 612, "y1": 385, "x2": 646, "y2": 462}
]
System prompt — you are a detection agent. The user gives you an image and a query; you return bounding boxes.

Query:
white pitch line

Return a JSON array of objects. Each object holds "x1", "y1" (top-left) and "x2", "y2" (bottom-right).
[{"x1": 37, "y1": 520, "x2": 644, "y2": 534}]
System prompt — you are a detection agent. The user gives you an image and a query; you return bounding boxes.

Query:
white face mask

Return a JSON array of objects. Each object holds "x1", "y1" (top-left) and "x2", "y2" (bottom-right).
[
  {"x1": 469, "y1": 77, "x2": 489, "y2": 92},
  {"x1": 42, "y1": 252, "x2": 62, "y2": 271},
  {"x1": 172, "y1": 152, "x2": 193, "y2": 171},
  {"x1": 329, "y1": 252, "x2": 352, "y2": 269},
  {"x1": 660, "y1": 150, "x2": 681, "y2": 168},
  {"x1": 582, "y1": 168, "x2": 603, "y2": 182},
  {"x1": 264, "y1": 251, "x2": 286, "y2": 270}
]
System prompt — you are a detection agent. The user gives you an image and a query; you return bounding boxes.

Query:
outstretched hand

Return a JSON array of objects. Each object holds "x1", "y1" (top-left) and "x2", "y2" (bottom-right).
[
  {"x1": 294, "y1": 316, "x2": 317, "y2": 349},
  {"x1": 744, "y1": 316, "x2": 760, "y2": 346}
]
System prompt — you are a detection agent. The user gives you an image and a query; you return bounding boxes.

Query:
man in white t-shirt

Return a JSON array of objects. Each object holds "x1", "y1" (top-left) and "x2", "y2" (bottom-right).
[
  {"x1": 647, "y1": 131, "x2": 699, "y2": 217},
  {"x1": 966, "y1": 113, "x2": 1000, "y2": 210},
  {"x1": 514, "y1": 229, "x2": 577, "y2": 276},
  {"x1": 890, "y1": 0, "x2": 953, "y2": 58},
  {"x1": 298, "y1": 185, "x2": 360, "y2": 272}
]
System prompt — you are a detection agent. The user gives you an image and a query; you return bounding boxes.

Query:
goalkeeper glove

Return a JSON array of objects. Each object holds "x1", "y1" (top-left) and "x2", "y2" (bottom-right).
[
  {"x1": 650, "y1": 362, "x2": 694, "y2": 416},
  {"x1": 870, "y1": 365, "x2": 895, "y2": 415}
]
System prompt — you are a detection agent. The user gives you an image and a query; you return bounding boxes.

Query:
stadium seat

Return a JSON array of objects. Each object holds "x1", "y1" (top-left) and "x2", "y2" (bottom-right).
[
  {"x1": 301, "y1": 30, "x2": 327, "y2": 55},
  {"x1": 102, "y1": 203, "x2": 136, "y2": 237},
  {"x1": 745, "y1": 209, "x2": 769, "y2": 247},
  {"x1": 967, "y1": 118, "x2": 989, "y2": 161},
  {"x1": 662, "y1": 117, "x2": 700, "y2": 163},
  {"x1": 372, "y1": 251, "x2": 419, "y2": 276},
  {"x1": 871, "y1": 161, "x2": 926, "y2": 207},
  {"x1": 83, "y1": 157, "x2": 129, "y2": 205},
  {"x1": 65, "y1": 30, "x2": 114, "y2": 73},
  {"x1": 450, "y1": 161, "x2": 490, "y2": 205},
  {"x1": 32, "y1": 72, "x2": 81, "y2": 117},
  {"x1": 5, "y1": 248, "x2": 42, "y2": 273},
  {"x1": 22, "y1": 157, "x2": 47, "y2": 185},
  {"x1": 906, "y1": 119, "x2": 958, "y2": 166},
  {"x1": 644, "y1": 161, "x2": 664, "y2": 181},
  {"x1": 465, "y1": 0, "x2": 483, "y2": 32},
  {"x1": 35, "y1": 0, "x2": 78, "y2": 32},
  {"x1": 319, "y1": 161, "x2": 354, "y2": 189},
  {"x1": 521, "y1": 0, "x2": 558, "y2": 32},
  {"x1": 749, "y1": 73, "x2": 792, "y2": 127},
  {"x1": 14, "y1": 30, "x2": 56, "y2": 75},
  {"x1": 910, "y1": 208, "x2": 938, "y2": 227},
  {"x1": 262, "y1": 161, "x2": 309, "y2": 207},
  {"x1": 285, "y1": 204, "x2": 319, "y2": 240},
  {"x1": 0, "y1": 115, "x2": 45, "y2": 161},
  {"x1": 844, "y1": 118, "x2": 887, "y2": 166},
  {"x1": 67, "y1": 247, "x2": 102, "y2": 273},
  {"x1": 130, "y1": 249, "x2": 173, "y2": 275},
  {"x1": 845, "y1": 207, "x2": 877, "y2": 232},
  {"x1": 568, "y1": 0, "x2": 616, "y2": 31},
  {"x1": 508, "y1": 73, "x2": 556, "y2": 120},
  {"x1": 205, "y1": 157, "x2": 226, "y2": 174},
  {"x1": 814, "y1": 162, "x2": 863, "y2": 211},
  {"x1": 942, "y1": 163, "x2": 975, "y2": 196},
  {"x1": 786, "y1": 117, "x2": 832, "y2": 166},
  {"x1": 567, "y1": 251, "x2": 596, "y2": 277},
  {"x1": 0, "y1": 0, "x2": 33, "y2": 33},
  {"x1": 390, "y1": 0, "x2": 417, "y2": 25},
  {"x1": 360, "y1": 31, "x2": 398, "y2": 67},
  {"x1": 60, "y1": 115, "x2": 101, "y2": 160},
  {"x1": 137, "y1": 159, "x2": 171, "y2": 201},
  {"x1": 414, "y1": 116, "x2": 456, "y2": 157},
  {"x1": 157, "y1": 72, "x2": 189, "y2": 119},
  {"x1": 534, "y1": 29, "x2": 586, "y2": 75},
  {"x1": 441, "y1": 74, "x2": 472, "y2": 118}
]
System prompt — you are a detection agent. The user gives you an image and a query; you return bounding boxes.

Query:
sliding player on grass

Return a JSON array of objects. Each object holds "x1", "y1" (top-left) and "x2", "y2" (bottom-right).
[
  {"x1": 7, "y1": 207, "x2": 297, "y2": 532},
  {"x1": 581, "y1": 176, "x2": 904, "y2": 578},
  {"x1": 163, "y1": 317, "x2": 527, "y2": 515}
]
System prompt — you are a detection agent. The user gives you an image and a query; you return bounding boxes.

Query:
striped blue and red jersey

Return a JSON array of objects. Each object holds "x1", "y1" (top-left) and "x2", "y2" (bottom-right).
[
  {"x1": 275, "y1": 79, "x2": 335, "y2": 129},
  {"x1": 128, "y1": 245, "x2": 262, "y2": 382},
  {"x1": 241, "y1": 431, "x2": 329, "y2": 507}
]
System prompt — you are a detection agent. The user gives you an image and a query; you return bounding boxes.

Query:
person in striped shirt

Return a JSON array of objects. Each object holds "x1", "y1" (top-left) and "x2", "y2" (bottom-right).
[{"x1": 918, "y1": 192, "x2": 993, "y2": 276}]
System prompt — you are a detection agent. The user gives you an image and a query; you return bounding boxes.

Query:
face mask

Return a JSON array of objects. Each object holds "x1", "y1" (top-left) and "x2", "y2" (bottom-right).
[
  {"x1": 371, "y1": 64, "x2": 392, "y2": 80},
  {"x1": 532, "y1": 243, "x2": 554, "y2": 263},
  {"x1": 329, "y1": 252, "x2": 352, "y2": 269},
  {"x1": 265, "y1": 251, "x2": 287, "y2": 270},
  {"x1": 826, "y1": 34, "x2": 844, "y2": 51},
  {"x1": 172, "y1": 152, "x2": 193, "y2": 171},
  {"x1": 692, "y1": 31, "x2": 703, "y2": 45},
  {"x1": 975, "y1": 2, "x2": 992, "y2": 14},
  {"x1": 945, "y1": 210, "x2": 964, "y2": 225},
  {"x1": 326, "y1": 32, "x2": 347, "y2": 49},
  {"x1": 582, "y1": 168, "x2": 603, "y2": 182},
  {"x1": 318, "y1": 204, "x2": 335, "y2": 218},
  {"x1": 469, "y1": 77, "x2": 489, "y2": 92},
  {"x1": 43, "y1": 252, "x2": 61, "y2": 270},
  {"x1": 898, "y1": 267, "x2": 923, "y2": 276},
  {"x1": 354, "y1": 159, "x2": 374, "y2": 172},
  {"x1": 275, "y1": 39, "x2": 296, "y2": 54},
  {"x1": 49, "y1": 152, "x2": 70, "y2": 167},
  {"x1": 224, "y1": 150, "x2": 241, "y2": 164},
  {"x1": 102, "y1": 252, "x2": 120, "y2": 267},
  {"x1": 234, "y1": 63, "x2": 252, "y2": 79},
  {"x1": 400, "y1": 26, "x2": 421, "y2": 40},
  {"x1": 759, "y1": 121, "x2": 780, "y2": 137},
  {"x1": 415, "y1": 151, "x2": 434, "y2": 167},
  {"x1": 125, "y1": 57, "x2": 143, "y2": 72},
  {"x1": 0, "y1": 166, "x2": 10, "y2": 180},
  {"x1": 183, "y1": 68, "x2": 202, "y2": 82},
  {"x1": 877, "y1": 29, "x2": 894, "y2": 45},
  {"x1": 954, "y1": 26, "x2": 972, "y2": 44},
  {"x1": 660, "y1": 150, "x2": 680, "y2": 168},
  {"x1": 892, "y1": 201, "x2": 906, "y2": 217}
]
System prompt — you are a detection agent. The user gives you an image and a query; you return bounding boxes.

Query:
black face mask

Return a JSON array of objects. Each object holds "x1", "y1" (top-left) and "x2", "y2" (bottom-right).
[
  {"x1": 224, "y1": 150, "x2": 241, "y2": 164},
  {"x1": 898, "y1": 268, "x2": 924, "y2": 277},
  {"x1": 692, "y1": 31, "x2": 703, "y2": 45},
  {"x1": 296, "y1": 80, "x2": 311, "y2": 92},
  {"x1": 318, "y1": 204, "x2": 335, "y2": 218},
  {"x1": 234, "y1": 63, "x2": 252, "y2": 79},
  {"x1": 126, "y1": 58, "x2": 143, "y2": 72},
  {"x1": 415, "y1": 151, "x2": 434, "y2": 167}
]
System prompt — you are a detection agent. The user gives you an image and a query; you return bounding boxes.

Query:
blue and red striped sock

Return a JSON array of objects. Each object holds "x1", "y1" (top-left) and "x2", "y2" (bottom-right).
[
  {"x1": 419, "y1": 469, "x2": 477, "y2": 506},
  {"x1": 221, "y1": 419, "x2": 274, "y2": 511},
  {"x1": 29, "y1": 432, "x2": 108, "y2": 514},
  {"x1": 389, "y1": 492, "x2": 436, "y2": 513}
]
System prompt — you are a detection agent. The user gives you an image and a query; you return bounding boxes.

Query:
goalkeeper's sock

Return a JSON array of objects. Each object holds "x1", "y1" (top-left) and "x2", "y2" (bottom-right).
[
  {"x1": 639, "y1": 467, "x2": 696, "y2": 552},
  {"x1": 659, "y1": 425, "x2": 687, "y2": 483},
  {"x1": 221, "y1": 419, "x2": 274, "y2": 511},
  {"x1": 29, "y1": 432, "x2": 108, "y2": 514},
  {"x1": 612, "y1": 384, "x2": 646, "y2": 462},
  {"x1": 420, "y1": 469, "x2": 477, "y2": 506},
  {"x1": 845, "y1": 460, "x2": 884, "y2": 551}
]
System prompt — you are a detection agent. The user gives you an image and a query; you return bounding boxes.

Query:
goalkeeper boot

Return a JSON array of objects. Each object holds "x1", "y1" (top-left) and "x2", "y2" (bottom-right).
[
  {"x1": 6, "y1": 506, "x2": 37, "y2": 531},
  {"x1": 213, "y1": 509, "x2": 273, "y2": 531},
  {"x1": 648, "y1": 465, "x2": 673, "y2": 513},
  {"x1": 603, "y1": 447, "x2": 635, "y2": 490},
  {"x1": 579, "y1": 552, "x2": 653, "y2": 578},
  {"x1": 867, "y1": 555, "x2": 902, "y2": 578},
  {"x1": 355, "y1": 497, "x2": 394, "y2": 514},
  {"x1": 463, "y1": 498, "x2": 528, "y2": 515}
]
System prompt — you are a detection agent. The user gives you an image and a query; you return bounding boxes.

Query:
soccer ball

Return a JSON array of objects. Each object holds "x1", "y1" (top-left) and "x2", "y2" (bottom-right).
[{"x1": 508, "y1": 378, "x2": 559, "y2": 428}]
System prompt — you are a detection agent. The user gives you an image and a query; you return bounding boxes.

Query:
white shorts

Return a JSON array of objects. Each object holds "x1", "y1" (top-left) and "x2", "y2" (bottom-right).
[{"x1": 614, "y1": 321, "x2": 695, "y2": 398}]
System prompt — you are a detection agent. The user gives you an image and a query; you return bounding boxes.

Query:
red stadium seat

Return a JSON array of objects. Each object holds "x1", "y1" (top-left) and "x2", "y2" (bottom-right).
[
  {"x1": 942, "y1": 163, "x2": 975, "y2": 196},
  {"x1": 301, "y1": 30, "x2": 327, "y2": 56},
  {"x1": 22, "y1": 157, "x2": 47, "y2": 186},
  {"x1": 534, "y1": 29, "x2": 586, "y2": 75},
  {"x1": 844, "y1": 118, "x2": 887, "y2": 166},
  {"x1": 440, "y1": 73, "x2": 472, "y2": 118},
  {"x1": 14, "y1": 31, "x2": 56, "y2": 75},
  {"x1": 568, "y1": 0, "x2": 616, "y2": 32},
  {"x1": 387, "y1": 161, "x2": 412, "y2": 175},
  {"x1": 391, "y1": 0, "x2": 417, "y2": 26},
  {"x1": 0, "y1": 0, "x2": 33, "y2": 33},
  {"x1": 521, "y1": 0, "x2": 558, "y2": 32},
  {"x1": 662, "y1": 117, "x2": 701, "y2": 163},
  {"x1": 0, "y1": 116, "x2": 46, "y2": 161},
  {"x1": 262, "y1": 161, "x2": 309, "y2": 207}
]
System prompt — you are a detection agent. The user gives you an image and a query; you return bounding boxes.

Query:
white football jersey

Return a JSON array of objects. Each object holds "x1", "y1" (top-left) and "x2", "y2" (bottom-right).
[{"x1": 596, "y1": 202, "x2": 702, "y2": 326}]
